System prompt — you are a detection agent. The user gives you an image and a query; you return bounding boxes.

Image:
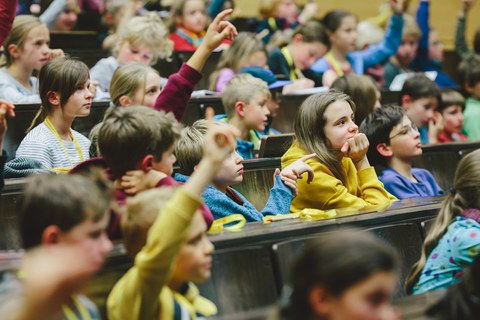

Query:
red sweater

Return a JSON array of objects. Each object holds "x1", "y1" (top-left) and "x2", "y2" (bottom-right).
[{"x1": 0, "y1": 0, "x2": 17, "y2": 47}]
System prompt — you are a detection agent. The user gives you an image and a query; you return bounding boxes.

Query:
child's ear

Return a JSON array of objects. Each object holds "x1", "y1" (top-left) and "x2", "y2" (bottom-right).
[
  {"x1": 141, "y1": 155, "x2": 154, "y2": 171},
  {"x1": 309, "y1": 285, "x2": 332, "y2": 317},
  {"x1": 42, "y1": 225, "x2": 61, "y2": 245},
  {"x1": 292, "y1": 33, "x2": 304, "y2": 43},
  {"x1": 401, "y1": 95, "x2": 411, "y2": 108},
  {"x1": 47, "y1": 91, "x2": 60, "y2": 105},
  {"x1": 377, "y1": 143, "x2": 393, "y2": 158},
  {"x1": 234, "y1": 101, "x2": 246, "y2": 118},
  {"x1": 118, "y1": 95, "x2": 132, "y2": 107},
  {"x1": 7, "y1": 44, "x2": 20, "y2": 59}
]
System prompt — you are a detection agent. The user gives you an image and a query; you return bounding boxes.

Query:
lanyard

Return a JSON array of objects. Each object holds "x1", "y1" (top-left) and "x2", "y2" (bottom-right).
[
  {"x1": 325, "y1": 52, "x2": 345, "y2": 77},
  {"x1": 44, "y1": 117, "x2": 84, "y2": 172},
  {"x1": 281, "y1": 47, "x2": 303, "y2": 80},
  {"x1": 267, "y1": 17, "x2": 278, "y2": 32},
  {"x1": 176, "y1": 28, "x2": 205, "y2": 47},
  {"x1": 62, "y1": 295, "x2": 92, "y2": 320}
]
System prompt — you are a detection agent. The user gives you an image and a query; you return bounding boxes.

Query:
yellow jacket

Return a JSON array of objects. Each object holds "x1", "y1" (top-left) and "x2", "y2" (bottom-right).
[
  {"x1": 107, "y1": 188, "x2": 217, "y2": 320},
  {"x1": 282, "y1": 142, "x2": 396, "y2": 212}
]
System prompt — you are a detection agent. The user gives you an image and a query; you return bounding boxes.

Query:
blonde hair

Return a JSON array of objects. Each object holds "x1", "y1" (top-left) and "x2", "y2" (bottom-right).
[
  {"x1": 293, "y1": 91, "x2": 356, "y2": 187},
  {"x1": 109, "y1": 62, "x2": 159, "y2": 107},
  {"x1": 122, "y1": 187, "x2": 177, "y2": 258},
  {"x1": 221, "y1": 74, "x2": 271, "y2": 118},
  {"x1": 402, "y1": 14, "x2": 421, "y2": 39},
  {"x1": 174, "y1": 119, "x2": 210, "y2": 175},
  {"x1": 258, "y1": 0, "x2": 282, "y2": 19},
  {"x1": 1, "y1": 15, "x2": 46, "y2": 67},
  {"x1": 114, "y1": 12, "x2": 173, "y2": 64},
  {"x1": 406, "y1": 149, "x2": 480, "y2": 293},
  {"x1": 209, "y1": 32, "x2": 267, "y2": 91}
]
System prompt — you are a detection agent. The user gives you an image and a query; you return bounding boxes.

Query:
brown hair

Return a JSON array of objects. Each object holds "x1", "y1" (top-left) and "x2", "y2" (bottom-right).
[
  {"x1": 293, "y1": 91, "x2": 356, "y2": 186},
  {"x1": 98, "y1": 106, "x2": 182, "y2": 177},
  {"x1": 406, "y1": 149, "x2": 480, "y2": 293},
  {"x1": 28, "y1": 57, "x2": 90, "y2": 132},
  {"x1": 438, "y1": 90, "x2": 465, "y2": 113}
]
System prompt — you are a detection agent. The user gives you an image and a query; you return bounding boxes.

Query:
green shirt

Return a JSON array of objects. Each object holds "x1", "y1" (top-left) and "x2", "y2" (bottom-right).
[{"x1": 462, "y1": 97, "x2": 480, "y2": 140}]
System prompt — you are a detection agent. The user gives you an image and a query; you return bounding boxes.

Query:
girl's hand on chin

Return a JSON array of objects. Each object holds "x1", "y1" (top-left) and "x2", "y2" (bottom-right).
[{"x1": 341, "y1": 133, "x2": 369, "y2": 164}]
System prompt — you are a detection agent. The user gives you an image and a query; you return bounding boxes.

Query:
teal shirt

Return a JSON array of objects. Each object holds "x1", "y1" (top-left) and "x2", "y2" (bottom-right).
[{"x1": 462, "y1": 97, "x2": 480, "y2": 140}]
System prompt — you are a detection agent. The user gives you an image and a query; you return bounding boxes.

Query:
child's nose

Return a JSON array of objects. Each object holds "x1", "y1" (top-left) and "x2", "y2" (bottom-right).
[{"x1": 204, "y1": 238, "x2": 214, "y2": 255}]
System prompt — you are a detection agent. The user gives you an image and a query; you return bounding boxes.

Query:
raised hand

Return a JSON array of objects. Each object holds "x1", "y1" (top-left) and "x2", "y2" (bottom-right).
[{"x1": 202, "y1": 9, "x2": 238, "y2": 51}]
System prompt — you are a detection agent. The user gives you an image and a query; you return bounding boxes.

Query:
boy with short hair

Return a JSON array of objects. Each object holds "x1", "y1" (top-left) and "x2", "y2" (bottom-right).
[
  {"x1": 360, "y1": 104, "x2": 444, "y2": 200},
  {"x1": 436, "y1": 90, "x2": 467, "y2": 143},
  {"x1": 399, "y1": 74, "x2": 441, "y2": 144},
  {"x1": 174, "y1": 119, "x2": 314, "y2": 221},
  {"x1": 107, "y1": 124, "x2": 238, "y2": 320},
  {"x1": 458, "y1": 55, "x2": 480, "y2": 140},
  {"x1": 0, "y1": 171, "x2": 113, "y2": 319},
  {"x1": 219, "y1": 73, "x2": 272, "y2": 159}
]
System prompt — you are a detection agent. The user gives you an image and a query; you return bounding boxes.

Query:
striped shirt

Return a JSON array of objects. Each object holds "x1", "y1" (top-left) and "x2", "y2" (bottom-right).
[{"x1": 15, "y1": 122, "x2": 90, "y2": 170}]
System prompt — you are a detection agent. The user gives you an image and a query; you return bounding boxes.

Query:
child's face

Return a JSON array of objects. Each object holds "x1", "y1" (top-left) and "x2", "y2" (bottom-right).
[
  {"x1": 403, "y1": 96, "x2": 438, "y2": 128},
  {"x1": 323, "y1": 100, "x2": 358, "y2": 151},
  {"x1": 169, "y1": 211, "x2": 214, "y2": 286},
  {"x1": 388, "y1": 115, "x2": 422, "y2": 160},
  {"x1": 214, "y1": 149, "x2": 244, "y2": 186},
  {"x1": 243, "y1": 93, "x2": 270, "y2": 131},
  {"x1": 441, "y1": 105, "x2": 464, "y2": 135},
  {"x1": 428, "y1": 30, "x2": 444, "y2": 62},
  {"x1": 179, "y1": 0, "x2": 207, "y2": 34},
  {"x1": 131, "y1": 71, "x2": 162, "y2": 108},
  {"x1": 152, "y1": 144, "x2": 176, "y2": 176},
  {"x1": 276, "y1": 0, "x2": 298, "y2": 22},
  {"x1": 57, "y1": 213, "x2": 112, "y2": 270},
  {"x1": 117, "y1": 41, "x2": 154, "y2": 65},
  {"x1": 16, "y1": 25, "x2": 50, "y2": 71},
  {"x1": 247, "y1": 50, "x2": 268, "y2": 68},
  {"x1": 61, "y1": 80, "x2": 94, "y2": 118},
  {"x1": 319, "y1": 271, "x2": 398, "y2": 320},
  {"x1": 291, "y1": 41, "x2": 327, "y2": 70},
  {"x1": 266, "y1": 88, "x2": 282, "y2": 117},
  {"x1": 330, "y1": 15, "x2": 357, "y2": 53},
  {"x1": 54, "y1": 6, "x2": 78, "y2": 32},
  {"x1": 396, "y1": 34, "x2": 419, "y2": 66}
]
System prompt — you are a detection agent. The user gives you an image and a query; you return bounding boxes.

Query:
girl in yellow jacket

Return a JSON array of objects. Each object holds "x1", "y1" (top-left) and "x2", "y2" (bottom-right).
[{"x1": 282, "y1": 91, "x2": 396, "y2": 212}]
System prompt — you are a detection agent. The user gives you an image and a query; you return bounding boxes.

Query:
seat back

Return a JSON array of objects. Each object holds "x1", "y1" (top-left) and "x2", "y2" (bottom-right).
[
  {"x1": 367, "y1": 223, "x2": 423, "y2": 298},
  {"x1": 258, "y1": 133, "x2": 294, "y2": 158},
  {"x1": 197, "y1": 245, "x2": 278, "y2": 316},
  {"x1": 420, "y1": 217, "x2": 436, "y2": 240}
]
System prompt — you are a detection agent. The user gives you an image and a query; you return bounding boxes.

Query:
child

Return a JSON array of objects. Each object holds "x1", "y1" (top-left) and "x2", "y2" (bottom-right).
[
  {"x1": 208, "y1": 32, "x2": 268, "y2": 92},
  {"x1": 0, "y1": 100, "x2": 15, "y2": 194},
  {"x1": 455, "y1": 0, "x2": 477, "y2": 59},
  {"x1": 256, "y1": 0, "x2": 318, "y2": 45},
  {"x1": 268, "y1": 20, "x2": 329, "y2": 91},
  {"x1": 174, "y1": 119, "x2": 314, "y2": 222},
  {"x1": 218, "y1": 73, "x2": 271, "y2": 159},
  {"x1": 0, "y1": 171, "x2": 113, "y2": 319},
  {"x1": 311, "y1": 1, "x2": 404, "y2": 87},
  {"x1": 459, "y1": 55, "x2": 480, "y2": 140},
  {"x1": 406, "y1": 149, "x2": 480, "y2": 294},
  {"x1": 360, "y1": 104, "x2": 444, "y2": 200},
  {"x1": 282, "y1": 91, "x2": 396, "y2": 212},
  {"x1": 15, "y1": 57, "x2": 93, "y2": 173},
  {"x1": 384, "y1": 14, "x2": 421, "y2": 88},
  {"x1": 106, "y1": 124, "x2": 238, "y2": 319},
  {"x1": 330, "y1": 74, "x2": 381, "y2": 126},
  {"x1": 239, "y1": 65, "x2": 292, "y2": 136},
  {"x1": 400, "y1": 74, "x2": 441, "y2": 144},
  {"x1": 270, "y1": 230, "x2": 399, "y2": 320},
  {"x1": 436, "y1": 90, "x2": 467, "y2": 143},
  {"x1": 90, "y1": 12, "x2": 172, "y2": 100},
  {"x1": 0, "y1": 15, "x2": 64, "y2": 103},
  {"x1": 168, "y1": 0, "x2": 208, "y2": 51}
]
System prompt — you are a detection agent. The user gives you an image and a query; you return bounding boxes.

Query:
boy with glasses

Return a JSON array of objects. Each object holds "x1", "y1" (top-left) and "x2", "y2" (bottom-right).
[{"x1": 360, "y1": 104, "x2": 444, "y2": 200}]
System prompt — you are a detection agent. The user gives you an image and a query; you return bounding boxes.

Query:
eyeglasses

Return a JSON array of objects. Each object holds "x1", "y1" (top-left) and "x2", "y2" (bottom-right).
[{"x1": 389, "y1": 123, "x2": 419, "y2": 140}]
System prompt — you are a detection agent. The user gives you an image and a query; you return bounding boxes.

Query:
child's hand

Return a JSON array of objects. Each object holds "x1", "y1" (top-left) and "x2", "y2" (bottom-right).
[
  {"x1": 89, "y1": 80, "x2": 98, "y2": 97},
  {"x1": 460, "y1": 0, "x2": 474, "y2": 16},
  {"x1": 390, "y1": 0, "x2": 405, "y2": 15},
  {"x1": 117, "y1": 169, "x2": 167, "y2": 195},
  {"x1": 274, "y1": 168, "x2": 298, "y2": 197},
  {"x1": 281, "y1": 153, "x2": 316, "y2": 184},
  {"x1": 341, "y1": 133, "x2": 369, "y2": 164},
  {"x1": 204, "y1": 123, "x2": 239, "y2": 166},
  {"x1": 48, "y1": 49, "x2": 65, "y2": 60},
  {"x1": 0, "y1": 99, "x2": 15, "y2": 139},
  {"x1": 428, "y1": 111, "x2": 444, "y2": 144},
  {"x1": 202, "y1": 9, "x2": 238, "y2": 52},
  {"x1": 298, "y1": 3, "x2": 319, "y2": 24}
]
